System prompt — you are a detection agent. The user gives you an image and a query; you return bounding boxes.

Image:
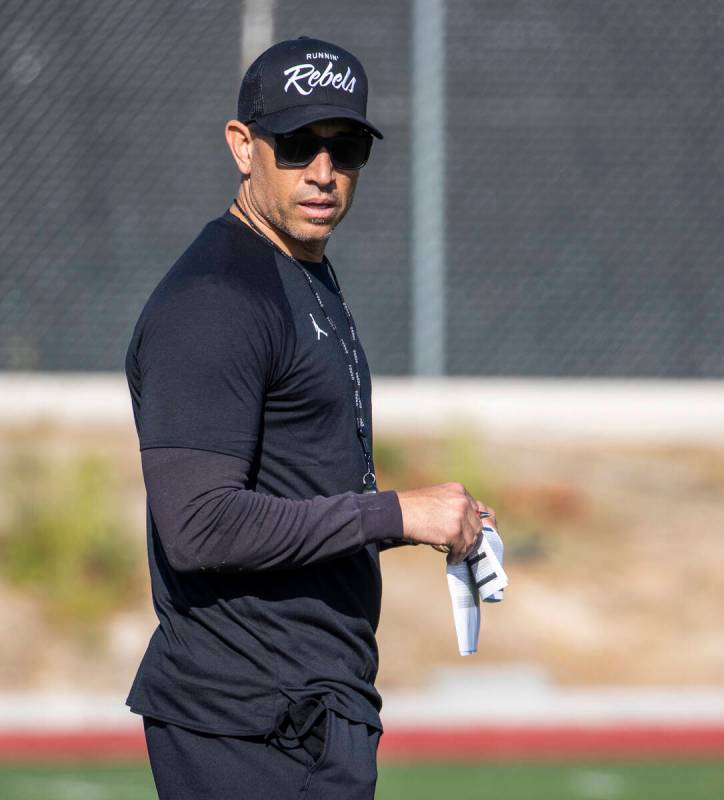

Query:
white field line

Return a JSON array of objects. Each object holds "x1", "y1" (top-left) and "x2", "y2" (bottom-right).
[
  {"x1": 379, "y1": 685, "x2": 724, "y2": 727},
  {"x1": 1, "y1": 374, "x2": 724, "y2": 443},
  {"x1": 1, "y1": 686, "x2": 724, "y2": 730},
  {"x1": 372, "y1": 377, "x2": 724, "y2": 443}
]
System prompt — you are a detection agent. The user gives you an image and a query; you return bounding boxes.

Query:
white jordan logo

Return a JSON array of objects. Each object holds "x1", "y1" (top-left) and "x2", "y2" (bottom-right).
[{"x1": 309, "y1": 313, "x2": 328, "y2": 340}]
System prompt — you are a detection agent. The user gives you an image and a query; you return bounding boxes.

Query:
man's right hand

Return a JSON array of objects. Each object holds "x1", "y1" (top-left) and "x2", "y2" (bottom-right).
[{"x1": 396, "y1": 482, "x2": 497, "y2": 566}]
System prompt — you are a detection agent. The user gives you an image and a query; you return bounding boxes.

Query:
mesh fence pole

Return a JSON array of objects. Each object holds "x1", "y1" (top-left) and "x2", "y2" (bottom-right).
[
  {"x1": 411, "y1": 0, "x2": 446, "y2": 376},
  {"x1": 241, "y1": 0, "x2": 275, "y2": 75}
]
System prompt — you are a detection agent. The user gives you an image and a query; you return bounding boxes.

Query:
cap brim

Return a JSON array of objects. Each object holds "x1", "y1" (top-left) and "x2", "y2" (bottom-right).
[{"x1": 253, "y1": 104, "x2": 383, "y2": 139}]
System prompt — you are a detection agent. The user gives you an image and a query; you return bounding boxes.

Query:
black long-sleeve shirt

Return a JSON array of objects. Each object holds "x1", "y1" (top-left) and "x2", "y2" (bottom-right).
[
  {"x1": 124, "y1": 209, "x2": 405, "y2": 737},
  {"x1": 141, "y1": 447, "x2": 405, "y2": 574}
]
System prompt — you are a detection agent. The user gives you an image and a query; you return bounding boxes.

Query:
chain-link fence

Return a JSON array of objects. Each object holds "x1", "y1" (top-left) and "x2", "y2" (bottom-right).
[{"x1": 1, "y1": 1, "x2": 722, "y2": 375}]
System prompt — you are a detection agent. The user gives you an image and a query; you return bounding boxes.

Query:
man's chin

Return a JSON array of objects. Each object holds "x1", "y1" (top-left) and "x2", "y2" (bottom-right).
[{"x1": 292, "y1": 220, "x2": 335, "y2": 243}]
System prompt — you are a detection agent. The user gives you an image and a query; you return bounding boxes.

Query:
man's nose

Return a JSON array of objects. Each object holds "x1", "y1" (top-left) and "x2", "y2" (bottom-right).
[{"x1": 304, "y1": 148, "x2": 335, "y2": 186}]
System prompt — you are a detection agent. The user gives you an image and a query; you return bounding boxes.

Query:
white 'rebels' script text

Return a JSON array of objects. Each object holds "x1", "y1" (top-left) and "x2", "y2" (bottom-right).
[{"x1": 283, "y1": 62, "x2": 356, "y2": 96}]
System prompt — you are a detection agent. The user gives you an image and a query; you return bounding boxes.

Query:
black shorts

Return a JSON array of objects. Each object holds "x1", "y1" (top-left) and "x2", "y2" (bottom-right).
[{"x1": 142, "y1": 697, "x2": 381, "y2": 800}]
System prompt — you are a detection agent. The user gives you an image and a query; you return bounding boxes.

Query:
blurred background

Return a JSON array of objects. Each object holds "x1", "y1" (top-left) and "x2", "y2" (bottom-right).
[{"x1": 1, "y1": 1, "x2": 723, "y2": 798}]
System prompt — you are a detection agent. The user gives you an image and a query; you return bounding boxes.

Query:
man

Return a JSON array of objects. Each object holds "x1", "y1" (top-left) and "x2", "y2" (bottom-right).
[{"x1": 125, "y1": 36, "x2": 495, "y2": 800}]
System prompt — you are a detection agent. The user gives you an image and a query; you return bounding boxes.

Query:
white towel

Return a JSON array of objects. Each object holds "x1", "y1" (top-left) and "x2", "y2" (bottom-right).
[
  {"x1": 446, "y1": 562, "x2": 480, "y2": 656},
  {"x1": 446, "y1": 516, "x2": 507, "y2": 656},
  {"x1": 470, "y1": 523, "x2": 506, "y2": 602}
]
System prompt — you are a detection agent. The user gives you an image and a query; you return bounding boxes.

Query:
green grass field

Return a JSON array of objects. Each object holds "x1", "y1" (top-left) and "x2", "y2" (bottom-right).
[{"x1": 0, "y1": 760, "x2": 722, "y2": 799}]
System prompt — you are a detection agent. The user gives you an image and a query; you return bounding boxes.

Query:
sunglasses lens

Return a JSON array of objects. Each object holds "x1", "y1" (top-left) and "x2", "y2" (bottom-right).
[
  {"x1": 275, "y1": 131, "x2": 372, "y2": 170},
  {"x1": 328, "y1": 134, "x2": 372, "y2": 170},
  {"x1": 275, "y1": 133, "x2": 321, "y2": 167}
]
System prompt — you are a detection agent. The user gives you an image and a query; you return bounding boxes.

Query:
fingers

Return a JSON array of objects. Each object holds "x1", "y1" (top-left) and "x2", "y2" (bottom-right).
[
  {"x1": 447, "y1": 496, "x2": 498, "y2": 565},
  {"x1": 456, "y1": 483, "x2": 495, "y2": 525},
  {"x1": 447, "y1": 516, "x2": 479, "y2": 565},
  {"x1": 462, "y1": 486, "x2": 480, "y2": 515},
  {"x1": 446, "y1": 536, "x2": 477, "y2": 566},
  {"x1": 467, "y1": 502, "x2": 483, "y2": 539},
  {"x1": 476, "y1": 501, "x2": 497, "y2": 527},
  {"x1": 419, "y1": 484, "x2": 498, "y2": 563}
]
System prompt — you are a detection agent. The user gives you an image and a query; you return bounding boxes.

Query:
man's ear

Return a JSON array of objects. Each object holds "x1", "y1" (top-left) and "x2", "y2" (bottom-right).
[{"x1": 224, "y1": 120, "x2": 254, "y2": 178}]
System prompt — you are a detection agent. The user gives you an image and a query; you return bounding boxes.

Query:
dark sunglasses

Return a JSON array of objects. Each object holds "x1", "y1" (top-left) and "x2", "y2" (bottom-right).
[{"x1": 253, "y1": 123, "x2": 373, "y2": 170}]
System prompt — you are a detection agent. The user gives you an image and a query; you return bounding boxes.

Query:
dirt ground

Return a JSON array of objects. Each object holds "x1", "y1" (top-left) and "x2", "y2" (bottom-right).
[
  {"x1": 0, "y1": 421, "x2": 722, "y2": 693},
  {"x1": 377, "y1": 432, "x2": 724, "y2": 688}
]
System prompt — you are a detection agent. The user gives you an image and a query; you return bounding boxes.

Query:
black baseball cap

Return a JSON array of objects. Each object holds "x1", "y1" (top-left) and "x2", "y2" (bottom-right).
[{"x1": 237, "y1": 36, "x2": 383, "y2": 139}]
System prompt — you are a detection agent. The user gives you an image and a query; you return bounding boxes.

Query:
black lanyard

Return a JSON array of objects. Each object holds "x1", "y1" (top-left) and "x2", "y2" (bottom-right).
[{"x1": 232, "y1": 198, "x2": 377, "y2": 494}]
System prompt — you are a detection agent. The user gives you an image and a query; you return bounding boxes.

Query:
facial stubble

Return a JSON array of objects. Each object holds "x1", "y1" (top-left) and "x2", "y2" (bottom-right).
[{"x1": 251, "y1": 164, "x2": 359, "y2": 247}]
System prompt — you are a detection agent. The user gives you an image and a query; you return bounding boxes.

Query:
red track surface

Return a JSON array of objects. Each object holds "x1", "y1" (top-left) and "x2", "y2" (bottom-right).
[
  {"x1": 379, "y1": 725, "x2": 724, "y2": 761},
  {"x1": 1, "y1": 725, "x2": 724, "y2": 762}
]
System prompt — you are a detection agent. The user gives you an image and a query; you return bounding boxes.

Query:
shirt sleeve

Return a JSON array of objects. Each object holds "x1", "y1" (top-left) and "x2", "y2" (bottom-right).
[
  {"x1": 377, "y1": 537, "x2": 416, "y2": 552},
  {"x1": 142, "y1": 447, "x2": 405, "y2": 573},
  {"x1": 136, "y1": 279, "x2": 280, "y2": 460}
]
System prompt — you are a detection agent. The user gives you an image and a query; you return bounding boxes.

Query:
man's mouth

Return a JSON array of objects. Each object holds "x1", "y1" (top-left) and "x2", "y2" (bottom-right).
[
  {"x1": 300, "y1": 199, "x2": 336, "y2": 208},
  {"x1": 299, "y1": 199, "x2": 337, "y2": 220}
]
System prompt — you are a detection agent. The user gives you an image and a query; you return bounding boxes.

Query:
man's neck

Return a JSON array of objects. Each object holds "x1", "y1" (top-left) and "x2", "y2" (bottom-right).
[{"x1": 230, "y1": 194, "x2": 325, "y2": 263}]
